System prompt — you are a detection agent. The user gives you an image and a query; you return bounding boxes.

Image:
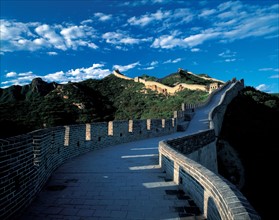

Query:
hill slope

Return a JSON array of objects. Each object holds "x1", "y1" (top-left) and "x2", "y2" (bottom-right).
[{"x1": 0, "y1": 73, "x2": 208, "y2": 138}]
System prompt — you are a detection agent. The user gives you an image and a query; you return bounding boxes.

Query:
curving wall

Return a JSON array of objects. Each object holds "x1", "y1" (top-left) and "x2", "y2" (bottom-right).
[
  {"x1": 0, "y1": 78, "x2": 261, "y2": 220},
  {"x1": 159, "y1": 79, "x2": 261, "y2": 219},
  {"x1": 209, "y1": 79, "x2": 244, "y2": 135},
  {"x1": 0, "y1": 119, "x2": 176, "y2": 220},
  {"x1": 159, "y1": 141, "x2": 260, "y2": 219}
]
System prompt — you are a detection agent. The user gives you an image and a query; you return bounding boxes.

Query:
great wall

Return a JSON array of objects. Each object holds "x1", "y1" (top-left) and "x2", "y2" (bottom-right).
[
  {"x1": 0, "y1": 75, "x2": 261, "y2": 219},
  {"x1": 113, "y1": 70, "x2": 223, "y2": 95}
]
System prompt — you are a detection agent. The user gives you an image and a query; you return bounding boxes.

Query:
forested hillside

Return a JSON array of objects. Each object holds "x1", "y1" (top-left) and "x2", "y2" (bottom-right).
[
  {"x1": 0, "y1": 74, "x2": 208, "y2": 138},
  {"x1": 141, "y1": 69, "x2": 219, "y2": 87}
]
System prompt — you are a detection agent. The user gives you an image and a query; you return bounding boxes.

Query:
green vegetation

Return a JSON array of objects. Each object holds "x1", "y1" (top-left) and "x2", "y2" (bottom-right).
[
  {"x1": 220, "y1": 86, "x2": 279, "y2": 219},
  {"x1": 0, "y1": 74, "x2": 208, "y2": 138},
  {"x1": 140, "y1": 74, "x2": 158, "y2": 81},
  {"x1": 160, "y1": 69, "x2": 216, "y2": 87}
]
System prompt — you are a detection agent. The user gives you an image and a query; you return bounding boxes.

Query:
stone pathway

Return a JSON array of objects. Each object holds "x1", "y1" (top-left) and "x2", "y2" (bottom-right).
[
  {"x1": 20, "y1": 83, "x2": 233, "y2": 220},
  {"x1": 20, "y1": 136, "x2": 205, "y2": 220}
]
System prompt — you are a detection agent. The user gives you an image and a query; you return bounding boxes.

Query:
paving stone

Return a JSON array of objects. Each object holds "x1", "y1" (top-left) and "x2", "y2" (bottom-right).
[
  {"x1": 77, "y1": 209, "x2": 95, "y2": 217},
  {"x1": 93, "y1": 209, "x2": 111, "y2": 218},
  {"x1": 60, "y1": 208, "x2": 79, "y2": 216}
]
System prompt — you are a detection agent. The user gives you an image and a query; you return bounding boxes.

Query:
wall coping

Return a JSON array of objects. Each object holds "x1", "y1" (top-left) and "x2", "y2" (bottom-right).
[
  {"x1": 159, "y1": 140, "x2": 260, "y2": 220},
  {"x1": 159, "y1": 80, "x2": 260, "y2": 219}
]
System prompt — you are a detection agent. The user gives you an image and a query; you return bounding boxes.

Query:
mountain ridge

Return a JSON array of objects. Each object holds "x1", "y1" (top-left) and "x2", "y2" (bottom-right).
[
  {"x1": 0, "y1": 70, "x2": 211, "y2": 138},
  {"x1": 113, "y1": 68, "x2": 224, "y2": 94}
]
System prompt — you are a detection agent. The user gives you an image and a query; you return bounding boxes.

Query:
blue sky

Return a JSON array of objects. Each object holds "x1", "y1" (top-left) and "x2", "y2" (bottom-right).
[{"x1": 1, "y1": 0, "x2": 278, "y2": 93}]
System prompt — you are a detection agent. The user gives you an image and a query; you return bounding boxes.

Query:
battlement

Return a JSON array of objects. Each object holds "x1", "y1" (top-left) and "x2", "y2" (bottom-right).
[
  {"x1": 0, "y1": 118, "x2": 176, "y2": 220},
  {"x1": 0, "y1": 77, "x2": 260, "y2": 220}
]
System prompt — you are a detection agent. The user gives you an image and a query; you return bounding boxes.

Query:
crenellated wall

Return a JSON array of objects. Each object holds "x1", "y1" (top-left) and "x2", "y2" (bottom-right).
[
  {"x1": 0, "y1": 77, "x2": 260, "y2": 220},
  {"x1": 114, "y1": 70, "x2": 217, "y2": 94},
  {"x1": 159, "y1": 79, "x2": 261, "y2": 219},
  {"x1": 0, "y1": 118, "x2": 176, "y2": 220}
]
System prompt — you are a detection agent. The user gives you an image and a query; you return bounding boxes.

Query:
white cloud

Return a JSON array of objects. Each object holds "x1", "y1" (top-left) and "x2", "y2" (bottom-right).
[
  {"x1": 219, "y1": 49, "x2": 236, "y2": 58},
  {"x1": 0, "y1": 19, "x2": 37, "y2": 41},
  {"x1": 128, "y1": 10, "x2": 171, "y2": 27},
  {"x1": 151, "y1": 35, "x2": 188, "y2": 49},
  {"x1": 0, "y1": 19, "x2": 98, "y2": 53},
  {"x1": 128, "y1": 8, "x2": 193, "y2": 28},
  {"x1": 1, "y1": 71, "x2": 39, "y2": 86},
  {"x1": 151, "y1": 2, "x2": 279, "y2": 50},
  {"x1": 80, "y1": 19, "x2": 93, "y2": 25},
  {"x1": 47, "y1": 51, "x2": 58, "y2": 56},
  {"x1": 224, "y1": 58, "x2": 236, "y2": 62},
  {"x1": 5, "y1": 71, "x2": 35, "y2": 80},
  {"x1": 1, "y1": 64, "x2": 111, "y2": 87},
  {"x1": 172, "y1": 8, "x2": 194, "y2": 24},
  {"x1": 43, "y1": 71, "x2": 67, "y2": 82},
  {"x1": 152, "y1": 0, "x2": 170, "y2": 3},
  {"x1": 113, "y1": 62, "x2": 140, "y2": 72},
  {"x1": 256, "y1": 84, "x2": 270, "y2": 92},
  {"x1": 218, "y1": 1, "x2": 243, "y2": 12},
  {"x1": 141, "y1": 60, "x2": 159, "y2": 70},
  {"x1": 184, "y1": 31, "x2": 220, "y2": 47},
  {"x1": 150, "y1": 61, "x2": 158, "y2": 66},
  {"x1": 191, "y1": 48, "x2": 200, "y2": 52},
  {"x1": 163, "y1": 58, "x2": 182, "y2": 64},
  {"x1": 121, "y1": 0, "x2": 171, "y2": 7},
  {"x1": 270, "y1": 74, "x2": 279, "y2": 78},
  {"x1": 218, "y1": 49, "x2": 237, "y2": 62},
  {"x1": 152, "y1": 29, "x2": 221, "y2": 49},
  {"x1": 199, "y1": 9, "x2": 216, "y2": 17},
  {"x1": 259, "y1": 68, "x2": 279, "y2": 72},
  {"x1": 35, "y1": 24, "x2": 66, "y2": 50},
  {"x1": 51, "y1": 63, "x2": 111, "y2": 82},
  {"x1": 6, "y1": 72, "x2": 17, "y2": 77},
  {"x1": 18, "y1": 71, "x2": 33, "y2": 76},
  {"x1": 215, "y1": 2, "x2": 279, "y2": 41},
  {"x1": 60, "y1": 25, "x2": 98, "y2": 50},
  {"x1": 102, "y1": 31, "x2": 152, "y2": 46},
  {"x1": 94, "y1": 12, "x2": 112, "y2": 22},
  {"x1": 143, "y1": 66, "x2": 155, "y2": 70}
]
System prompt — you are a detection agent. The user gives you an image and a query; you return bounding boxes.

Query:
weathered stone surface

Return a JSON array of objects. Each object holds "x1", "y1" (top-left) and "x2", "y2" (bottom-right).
[
  {"x1": 159, "y1": 80, "x2": 260, "y2": 220},
  {"x1": 0, "y1": 118, "x2": 176, "y2": 220}
]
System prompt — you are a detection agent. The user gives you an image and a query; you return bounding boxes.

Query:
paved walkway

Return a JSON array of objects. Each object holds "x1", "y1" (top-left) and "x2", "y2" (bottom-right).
[{"x1": 20, "y1": 83, "x2": 233, "y2": 220}]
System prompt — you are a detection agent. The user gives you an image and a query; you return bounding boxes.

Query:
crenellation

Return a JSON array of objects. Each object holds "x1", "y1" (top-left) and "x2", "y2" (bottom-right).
[
  {"x1": 85, "y1": 123, "x2": 91, "y2": 141},
  {"x1": 1, "y1": 115, "x2": 179, "y2": 219}
]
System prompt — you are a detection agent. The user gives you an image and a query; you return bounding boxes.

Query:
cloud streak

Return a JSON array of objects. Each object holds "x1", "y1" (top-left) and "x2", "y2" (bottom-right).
[
  {"x1": 163, "y1": 58, "x2": 182, "y2": 64},
  {"x1": 113, "y1": 62, "x2": 140, "y2": 72},
  {"x1": 151, "y1": 1, "x2": 279, "y2": 49},
  {"x1": 102, "y1": 31, "x2": 152, "y2": 46}
]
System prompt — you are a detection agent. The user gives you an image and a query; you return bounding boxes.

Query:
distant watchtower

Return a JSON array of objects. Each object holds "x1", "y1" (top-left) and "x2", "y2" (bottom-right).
[{"x1": 208, "y1": 82, "x2": 219, "y2": 94}]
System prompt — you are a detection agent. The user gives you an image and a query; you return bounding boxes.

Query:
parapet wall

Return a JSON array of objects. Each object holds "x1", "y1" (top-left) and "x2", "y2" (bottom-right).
[
  {"x1": 165, "y1": 130, "x2": 217, "y2": 172},
  {"x1": 159, "y1": 79, "x2": 261, "y2": 219},
  {"x1": 0, "y1": 118, "x2": 176, "y2": 220},
  {"x1": 209, "y1": 79, "x2": 244, "y2": 136},
  {"x1": 159, "y1": 141, "x2": 260, "y2": 220}
]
